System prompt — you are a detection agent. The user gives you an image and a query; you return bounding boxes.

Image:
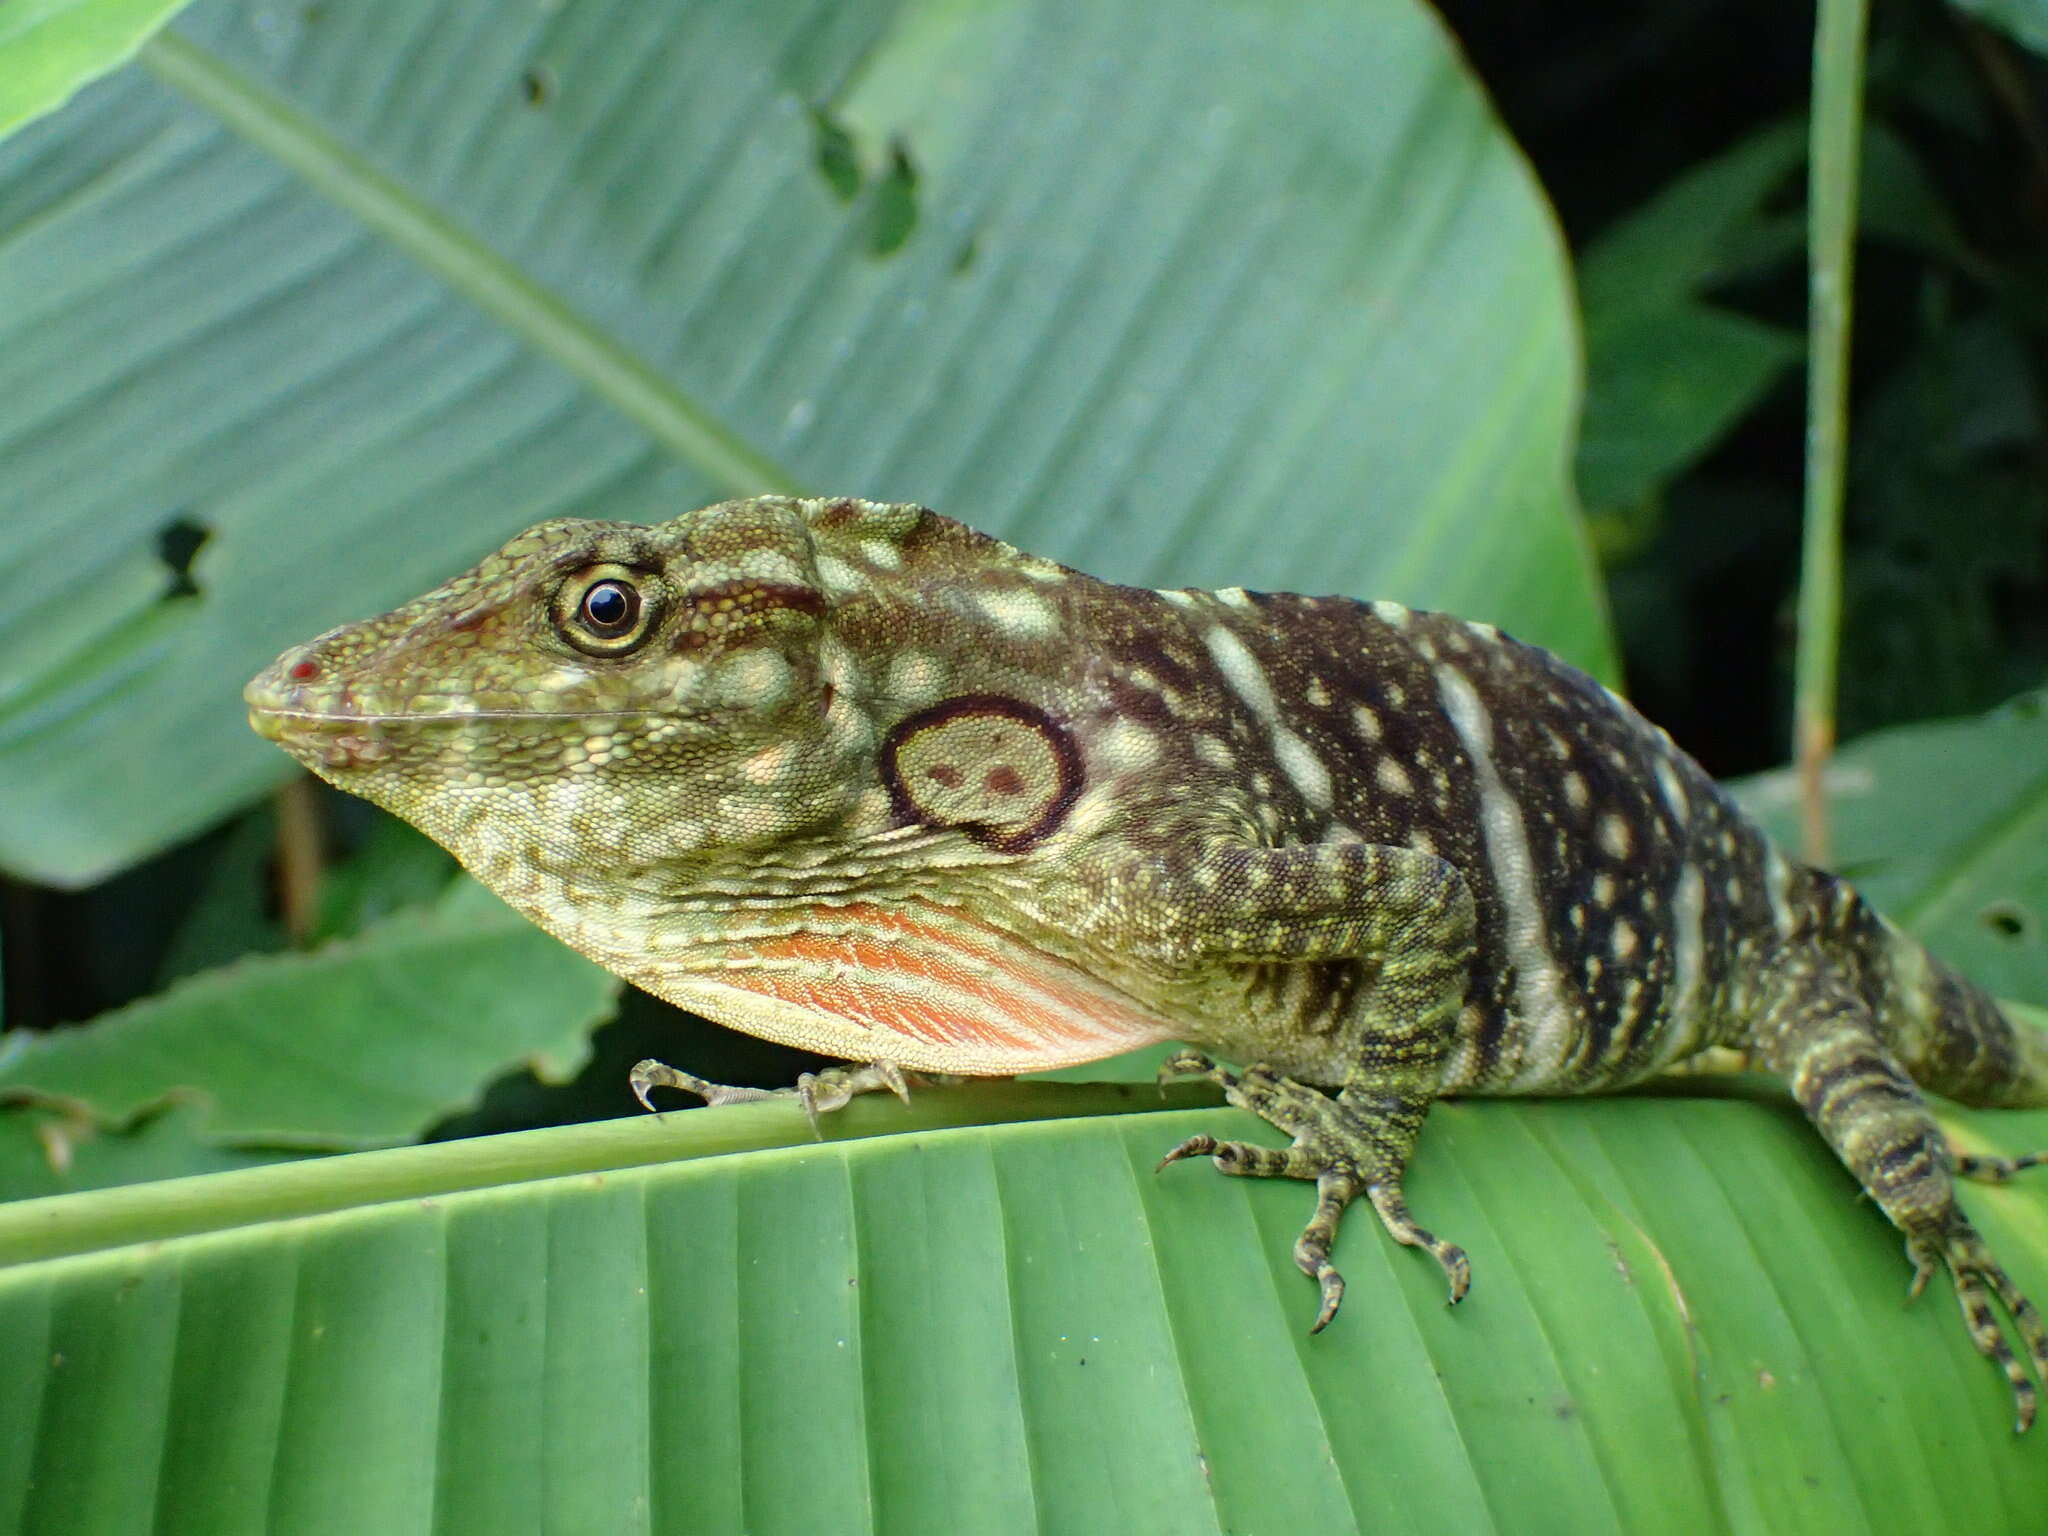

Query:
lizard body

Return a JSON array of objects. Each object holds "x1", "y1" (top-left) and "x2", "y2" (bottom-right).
[{"x1": 246, "y1": 496, "x2": 2048, "y2": 1426}]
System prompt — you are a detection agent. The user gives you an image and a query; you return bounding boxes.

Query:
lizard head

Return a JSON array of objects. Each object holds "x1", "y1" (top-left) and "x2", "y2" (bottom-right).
[
  {"x1": 244, "y1": 497, "x2": 866, "y2": 874},
  {"x1": 247, "y1": 496, "x2": 1197, "y2": 1071}
]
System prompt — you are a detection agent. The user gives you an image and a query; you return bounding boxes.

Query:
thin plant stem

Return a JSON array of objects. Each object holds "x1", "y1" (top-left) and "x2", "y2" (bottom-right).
[
  {"x1": 275, "y1": 775, "x2": 325, "y2": 946},
  {"x1": 1795, "y1": 0, "x2": 1869, "y2": 866}
]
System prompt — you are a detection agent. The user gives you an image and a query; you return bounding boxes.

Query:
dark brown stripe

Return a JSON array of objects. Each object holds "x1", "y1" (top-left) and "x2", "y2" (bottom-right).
[{"x1": 672, "y1": 580, "x2": 826, "y2": 651}]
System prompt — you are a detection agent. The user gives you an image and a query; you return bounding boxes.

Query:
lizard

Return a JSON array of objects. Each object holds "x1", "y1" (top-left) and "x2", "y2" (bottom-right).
[{"x1": 244, "y1": 495, "x2": 2048, "y2": 1428}]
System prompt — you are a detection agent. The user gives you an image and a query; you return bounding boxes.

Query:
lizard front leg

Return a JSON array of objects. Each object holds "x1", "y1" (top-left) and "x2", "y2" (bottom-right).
[
  {"x1": 1082, "y1": 837, "x2": 1477, "y2": 1326},
  {"x1": 631, "y1": 1058, "x2": 948, "y2": 1136}
]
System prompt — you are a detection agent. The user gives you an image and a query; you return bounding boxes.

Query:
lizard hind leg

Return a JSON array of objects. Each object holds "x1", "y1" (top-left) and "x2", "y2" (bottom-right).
[
  {"x1": 1755, "y1": 980, "x2": 2048, "y2": 1431},
  {"x1": 1156, "y1": 1049, "x2": 1469, "y2": 1329}
]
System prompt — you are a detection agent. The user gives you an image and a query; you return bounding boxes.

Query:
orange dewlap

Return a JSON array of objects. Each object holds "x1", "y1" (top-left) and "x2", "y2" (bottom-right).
[{"x1": 728, "y1": 901, "x2": 1175, "y2": 1070}]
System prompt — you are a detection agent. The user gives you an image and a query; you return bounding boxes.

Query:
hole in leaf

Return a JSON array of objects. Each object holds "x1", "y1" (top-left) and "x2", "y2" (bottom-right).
[
  {"x1": 867, "y1": 140, "x2": 919, "y2": 257},
  {"x1": 809, "y1": 107, "x2": 861, "y2": 203},
  {"x1": 1981, "y1": 903, "x2": 2032, "y2": 941},
  {"x1": 156, "y1": 515, "x2": 211, "y2": 600}
]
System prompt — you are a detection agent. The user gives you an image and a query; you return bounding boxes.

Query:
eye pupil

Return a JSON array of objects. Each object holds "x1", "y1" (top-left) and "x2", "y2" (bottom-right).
[{"x1": 580, "y1": 579, "x2": 637, "y2": 635}]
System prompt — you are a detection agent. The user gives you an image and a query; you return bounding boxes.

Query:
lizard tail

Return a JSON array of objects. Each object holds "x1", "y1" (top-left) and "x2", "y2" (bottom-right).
[
  {"x1": 1983, "y1": 996, "x2": 2048, "y2": 1110},
  {"x1": 1876, "y1": 917, "x2": 2048, "y2": 1110}
]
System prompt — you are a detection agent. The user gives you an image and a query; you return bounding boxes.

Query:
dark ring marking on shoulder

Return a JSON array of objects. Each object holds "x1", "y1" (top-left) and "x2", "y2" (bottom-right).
[{"x1": 880, "y1": 694, "x2": 1083, "y2": 853}]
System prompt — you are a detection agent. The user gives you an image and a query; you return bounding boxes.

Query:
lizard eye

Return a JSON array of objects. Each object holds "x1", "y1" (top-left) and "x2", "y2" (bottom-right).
[{"x1": 555, "y1": 567, "x2": 659, "y2": 655}]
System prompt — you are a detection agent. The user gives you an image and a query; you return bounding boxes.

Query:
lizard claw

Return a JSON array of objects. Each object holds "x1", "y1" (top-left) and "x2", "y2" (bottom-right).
[
  {"x1": 630, "y1": 1058, "x2": 780, "y2": 1112},
  {"x1": 630, "y1": 1058, "x2": 697, "y2": 1112},
  {"x1": 1308, "y1": 1264, "x2": 1346, "y2": 1333},
  {"x1": 629, "y1": 1068, "x2": 662, "y2": 1115},
  {"x1": 1155, "y1": 1132, "x2": 1221, "y2": 1173}
]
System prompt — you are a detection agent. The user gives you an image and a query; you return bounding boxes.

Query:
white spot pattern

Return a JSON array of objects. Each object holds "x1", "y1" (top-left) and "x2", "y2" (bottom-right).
[
  {"x1": 1668, "y1": 864, "x2": 1707, "y2": 1055},
  {"x1": 1202, "y1": 626, "x2": 1278, "y2": 720},
  {"x1": 815, "y1": 556, "x2": 865, "y2": 595},
  {"x1": 1435, "y1": 662, "x2": 1579, "y2": 1089},
  {"x1": 1599, "y1": 814, "x2": 1633, "y2": 859},
  {"x1": 1764, "y1": 846, "x2": 1797, "y2": 938},
  {"x1": 974, "y1": 588, "x2": 1060, "y2": 636},
  {"x1": 1273, "y1": 729, "x2": 1334, "y2": 809},
  {"x1": 1654, "y1": 759, "x2": 1690, "y2": 824}
]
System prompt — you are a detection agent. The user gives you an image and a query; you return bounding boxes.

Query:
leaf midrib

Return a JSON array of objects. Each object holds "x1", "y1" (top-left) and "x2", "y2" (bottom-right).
[
  {"x1": 0, "y1": 1080, "x2": 1216, "y2": 1269},
  {"x1": 140, "y1": 28, "x2": 803, "y2": 498}
]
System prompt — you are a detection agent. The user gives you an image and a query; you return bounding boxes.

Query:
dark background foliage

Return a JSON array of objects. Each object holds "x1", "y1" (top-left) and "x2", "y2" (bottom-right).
[{"x1": 1449, "y1": 0, "x2": 2048, "y2": 770}]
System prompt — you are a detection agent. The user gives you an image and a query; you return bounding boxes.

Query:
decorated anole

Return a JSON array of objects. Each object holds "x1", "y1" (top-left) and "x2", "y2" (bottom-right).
[{"x1": 246, "y1": 497, "x2": 2048, "y2": 1427}]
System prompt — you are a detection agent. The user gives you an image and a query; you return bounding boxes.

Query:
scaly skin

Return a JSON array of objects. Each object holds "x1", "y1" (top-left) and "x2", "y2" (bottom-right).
[{"x1": 246, "y1": 496, "x2": 2048, "y2": 1428}]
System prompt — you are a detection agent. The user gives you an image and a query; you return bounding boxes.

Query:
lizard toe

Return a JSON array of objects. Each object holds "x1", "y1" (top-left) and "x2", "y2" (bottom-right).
[
  {"x1": 1304, "y1": 1257, "x2": 1346, "y2": 1334},
  {"x1": 1155, "y1": 1133, "x2": 1220, "y2": 1172},
  {"x1": 628, "y1": 1058, "x2": 775, "y2": 1110},
  {"x1": 1293, "y1": 1180, "x2": 1359, "y2": 1332},
  {"x1": 1367, "y1": 1181, "x2": 1470, "y2": 1303},
  {"x1": 1954, "y1": 1147, "x2": 2048, "y2": 1184},
  {"x1": 630, "y1": 1058, "x2": 919, "y2": 1131},
  {"x1": 1156, "y1": 1049, "x2": 1226, "y2": 1091},
  {"x1": 1911, "y1": 1222, "x2": 2046, "y2": 1432}
]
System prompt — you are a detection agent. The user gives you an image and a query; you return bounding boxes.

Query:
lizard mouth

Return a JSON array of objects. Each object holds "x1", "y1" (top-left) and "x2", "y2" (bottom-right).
[
  {"x1": 243, "y1": 673, "x2": 716, "y2": 773},
  {"x1": 249, "y1": 704, "x2": 657, "y2": 726},
  {"x1": 244, "y1": 673, "x2": 674, "y2": 731},
  {"x1": 244, "y1": 700, "x2": 675, "y2": 759}
]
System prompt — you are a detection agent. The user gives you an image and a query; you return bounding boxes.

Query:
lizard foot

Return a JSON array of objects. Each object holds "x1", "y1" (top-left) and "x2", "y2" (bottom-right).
[
  {"x1": 1155, "y1": 1049, "x2": 1469, "y2": 1329},
  {"x1": 1907, "y1": 1217, "x2": 2048, "y2": 1433},
  {"x1": 629, "y1": 1058, "x2": 924, "y2": 1138}
]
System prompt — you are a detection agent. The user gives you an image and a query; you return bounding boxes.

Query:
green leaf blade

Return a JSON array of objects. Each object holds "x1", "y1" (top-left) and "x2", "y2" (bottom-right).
[
  {"x1": 0, "y1": 0, "x2": 1601, "y2": 884},
  {"x1": 0, "y1": 0, "x2": 194, "y2": 144},
  {"x1": 0, "y1": 889, "x2": 620, "y2": 1145},
  {"x1": 1950, "y1": 0, "x2": 2048, "y2": 55},
  {"x1": 5, "y1": 1094, "x2": 2045, "y2": 1534}
]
